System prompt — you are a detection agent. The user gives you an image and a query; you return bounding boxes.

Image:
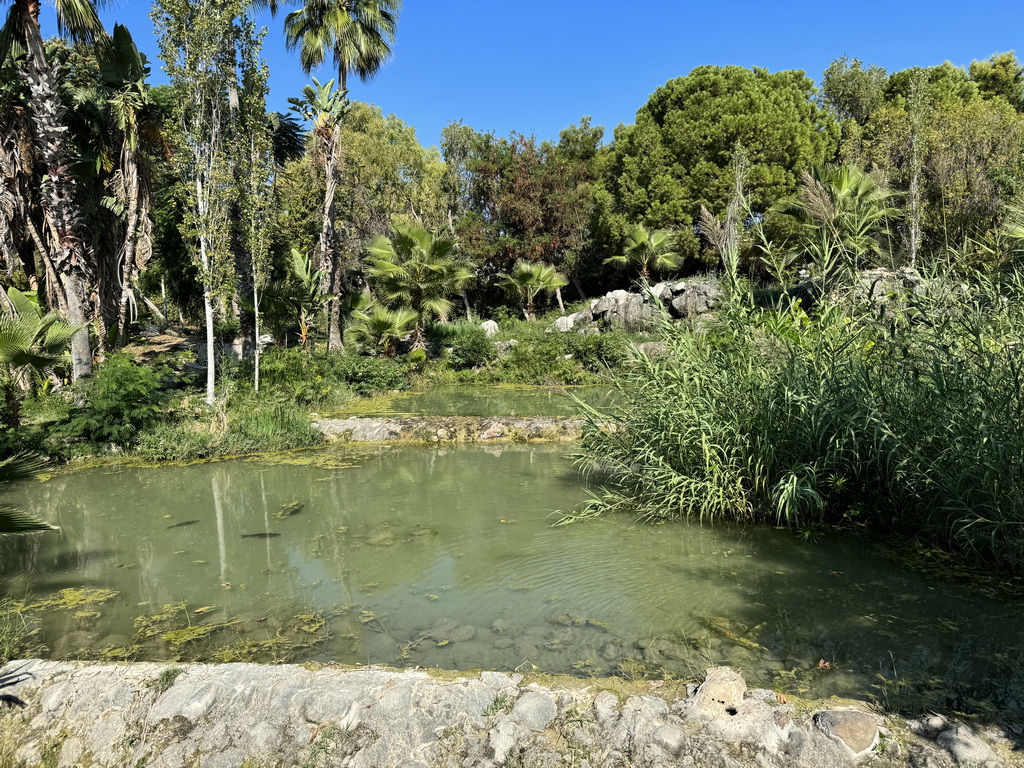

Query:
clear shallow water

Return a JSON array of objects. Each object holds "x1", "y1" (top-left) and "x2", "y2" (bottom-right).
[
  {"x1": 1, "y1": 443, "x2": 1022, "y2": 716},
  {"x1": 322, "y1": 384, "x2": 617, "y2": 418}
]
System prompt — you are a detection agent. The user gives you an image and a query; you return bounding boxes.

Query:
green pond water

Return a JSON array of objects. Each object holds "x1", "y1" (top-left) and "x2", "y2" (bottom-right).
[
  {"x1": 2, "y1": 443, "x2": 1023, "y2": 716},
  {"x1": 322, "y1": 384, "x2": 616, "y2": 418}
]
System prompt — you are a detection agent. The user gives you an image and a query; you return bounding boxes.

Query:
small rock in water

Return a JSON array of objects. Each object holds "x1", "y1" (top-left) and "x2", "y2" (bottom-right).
[
  {"x1": 275, "y1": 501, "x2": 303, "y2": 519},
  {"x1": 492, "y1": 637, "x2": 515, "y2": 650},
  {"x1": 491, "y1": 619, "x2": 511, "y2": 634}
]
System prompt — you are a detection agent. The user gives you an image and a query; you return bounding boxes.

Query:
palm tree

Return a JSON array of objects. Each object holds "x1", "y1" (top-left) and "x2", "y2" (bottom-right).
[
  {"x1": 0, "y1": 0, "x2": 109, "y2": 381},
  {"x1": 289, "y1": 76, "x2": 349, "y2": 349},
  {"x1": 0, "y1": 287, "x2": 80, "y2": 428},
  {"x1": 775, "y1": 164, "x2": 901, "y2": 281},
  {"x1": 63, "y1": 24, "x2": 160, "y2": 350},
  {"x1": 365, "y1": 225, "x2": 470, "y2": 349},
  {"x1": 605, "y1": 225, "x2": 681, "y2": 283},
  {"x1": 497, "y1": 261, "x2": 568, "y2": 321},
  {"x1": 0, "y1": 453, "x2": 56, "y2": 533},
  {"x1": 344, "y1": 303, "x2": 415, "y2": 356},
  {"x1": 281, "y1": 0, "x2": 400, "y2": 92},
  {"x1": 275, "y1": 0, "x2": 400, "y2": 348}
]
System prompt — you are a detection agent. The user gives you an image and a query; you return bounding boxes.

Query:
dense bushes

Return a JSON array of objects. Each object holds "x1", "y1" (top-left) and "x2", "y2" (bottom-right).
[
  {"x1": 575, "y1": 275, "x2": 1024, "y2": 571},
  {"x1": 256, "y1": 347, "x2": 411, "y2": 403},
  {"x1": 427, "y1": 321, "x2": 497, "y2": 369},
  {"x1": 424, "y1": 316, "x2": 636, "y2": 385},
  {"x1": 62, "y1": 354, "x2": 168, "y2": 446}
]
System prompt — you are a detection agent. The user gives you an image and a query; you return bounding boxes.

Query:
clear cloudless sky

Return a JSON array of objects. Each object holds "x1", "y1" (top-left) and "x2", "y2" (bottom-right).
[{"x1": 42, "y1": 1, "x2": 1024, "y2": 148}]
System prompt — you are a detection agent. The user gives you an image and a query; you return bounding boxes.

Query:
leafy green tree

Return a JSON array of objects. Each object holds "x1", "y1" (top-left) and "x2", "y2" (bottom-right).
[
  {"x1": 52, "y1": 25, "x2": 161, "y2": 350},
  {"x1": 862, "y1": 67, "x2": 1024, "y2": 265},
  {"x1": 969, "y1": 52, "x2": 1024, "y2": 110},
  {"x1": 0, "y1": 287, "x2": 79, "y2": 428},
  {"x1": 153, "y1": 0, "x2": 245, "y2": 406},
  {"x1": 0, "y1": 0, "x2": 108, "y2": 380},
  {"x1": 446, "y1": 121, "x2": 603, "y2": 306},
  {"x1": 821, "y1": 57, "x2": 888, "y2": 126},
  {"x1": 605, "y1": 224, "x2": 680, "y2": 283},
  {"x1": 600, "y1": 66, "x2": 838, "y2": 264},
  {"x1": 497, "y1": 261, "x2": 568, "y2": 320},
  {"x1": 365, "y1": 225, "x2": 470, "y2": 347}
]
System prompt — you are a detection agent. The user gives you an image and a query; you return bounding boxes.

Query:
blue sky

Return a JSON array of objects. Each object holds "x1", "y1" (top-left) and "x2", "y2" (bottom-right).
[{"x1": 43, "y1": 1, "x2": 1024, "y2": 148}]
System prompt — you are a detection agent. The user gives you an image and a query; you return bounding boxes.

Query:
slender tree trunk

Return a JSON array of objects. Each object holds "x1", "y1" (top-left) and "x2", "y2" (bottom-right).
[
  {"x1": 555, "y1": 287, "x2": 565, "y2": 314},
  {"x1": 253, "y1": 279, "x2": 261, "y2": 393},
  {"x1": 320, "y1": 123, "x2": 343, "y2": 351},
  {"x1": 20, "y1": 14, "x2": 92, "y2": 379},
  {"x1": 571, "y1": 275, "x2": 587, "y2": 301},
  {"x1": 203, "y1": 280, "x2": 216, "y2": 407}
]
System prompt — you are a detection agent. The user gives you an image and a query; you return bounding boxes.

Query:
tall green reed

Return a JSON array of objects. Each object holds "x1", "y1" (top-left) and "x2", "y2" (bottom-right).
[{"x1": 574, "y1": 271, "x2": 1024, "y2": 571}]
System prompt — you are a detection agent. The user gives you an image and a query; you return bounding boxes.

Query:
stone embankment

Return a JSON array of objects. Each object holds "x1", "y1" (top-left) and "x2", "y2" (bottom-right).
[
  {"x1": 1, "y1": 661, "x2": 1017, "y2": 768},
  {"x1": 312, "y1": 416, "x2": 583, "y2": 443}
]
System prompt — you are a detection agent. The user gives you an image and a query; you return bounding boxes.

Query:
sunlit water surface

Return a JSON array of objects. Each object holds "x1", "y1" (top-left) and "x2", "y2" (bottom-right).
[{"x1": 2, "y1": 443, "x2": 1022, "y2": 716}]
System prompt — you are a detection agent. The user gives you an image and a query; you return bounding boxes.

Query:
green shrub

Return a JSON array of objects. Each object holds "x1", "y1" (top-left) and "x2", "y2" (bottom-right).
[
  {"x1": 64, "y1": 354, "x2": 167, "y2": 446},
  {"x1": 428, "y1": 321, "x2": 497, "y2": 369},
  {"x1": 575, "y1": 273, "x2": 1024, "y2": 571},
  {"x1": 258, "y1": 347, "x2": 410, "y2": 402},
  {"x1": 330, "y1": 353, "x2": 410, "y2": 396}
]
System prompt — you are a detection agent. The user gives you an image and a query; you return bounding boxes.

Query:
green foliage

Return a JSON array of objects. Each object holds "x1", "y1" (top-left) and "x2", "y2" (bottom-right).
[
  {"x1": 604, "y1": 225, "x2": 680, "y2": 282},
  {"x1": 345, "y1": 305, "x2": 416, "y2": 356},
  {"x1": 258, "y1": 347, "x2": 410, "y2": 400},
  {"x1": 600, "y1": 65, "x2": 838, "y2": 264},
  {"x1": 496, "y1": 261, "x2": 568, "y2": 320},
  {"x1": 0, "y1": 288, "x2": 80, "y2": 427},
  {"x1": 427, "y1": 321, "x2": 496, "y2": 369},
  {"x1": 576, "y1": 275, "x2": 1024, "y2": 571},
  {"x1": 366, "y1": 225, "x2": 471, "y2": 344},
  {"x1": 65, "y1": 354, "x2": 167, "y2": 446},
  {"x1": 464, "y1": 321, "x2": 633, "y2": 385},
  {"x1": 773, "y1": 164, "x2": 901, "y2": 281}
]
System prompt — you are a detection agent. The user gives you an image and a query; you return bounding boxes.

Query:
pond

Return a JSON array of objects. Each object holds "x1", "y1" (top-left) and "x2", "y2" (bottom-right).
[
  {"x1": 320, "y1": 383, "x2": 617, "y2": 418},
  {"x1": 2, "y1": 443, "x2": 1022, "y2": 718}
]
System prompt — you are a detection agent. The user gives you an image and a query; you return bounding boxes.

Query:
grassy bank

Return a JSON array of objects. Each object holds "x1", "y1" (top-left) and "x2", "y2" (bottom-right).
[{"x1": 574, "y1": 273, "x2": 1024, "y2": 572}]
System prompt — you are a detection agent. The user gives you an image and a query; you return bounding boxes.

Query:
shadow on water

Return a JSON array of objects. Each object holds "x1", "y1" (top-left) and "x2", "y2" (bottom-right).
[{"x1": 662, "y1": 520, "x2": 1024, "y2": 742}]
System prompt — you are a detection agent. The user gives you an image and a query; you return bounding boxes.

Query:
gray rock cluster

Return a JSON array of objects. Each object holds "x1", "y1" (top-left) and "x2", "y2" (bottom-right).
[
  {"x1": 2, "y1": 660, "x2": 1016, "y2": 768},
  {"x1": 551, "y1": 279, "x2": 724, "y2": 335}
]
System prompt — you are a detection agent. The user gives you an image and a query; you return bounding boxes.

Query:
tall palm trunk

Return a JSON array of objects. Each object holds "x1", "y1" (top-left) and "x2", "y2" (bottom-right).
[
  {"x1": 19, "y1": 5, "x2": 92, "y2": 379},
  {"x1": 116, "y1": 149, "x2": 148, "y2": 346}
]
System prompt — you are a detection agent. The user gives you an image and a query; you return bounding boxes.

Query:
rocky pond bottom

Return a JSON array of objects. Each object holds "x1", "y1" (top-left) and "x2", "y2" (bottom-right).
[{"x1": 1, "y1": 444, "x2": 1023, "y2": 722}]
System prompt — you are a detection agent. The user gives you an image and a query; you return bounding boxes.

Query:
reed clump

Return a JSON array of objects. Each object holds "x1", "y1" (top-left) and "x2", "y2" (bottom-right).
[{"x1": 575, "y1": 272, "x2": 1024, "y2": 571}]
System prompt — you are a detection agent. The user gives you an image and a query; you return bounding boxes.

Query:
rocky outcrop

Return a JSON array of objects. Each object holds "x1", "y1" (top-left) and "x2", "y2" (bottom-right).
[
  {"x1": 552, "y1": 279, "x2": 724, "y2": 335},
  {"x1": 312, "y1": 416, "x2": 582, "y2": 443},
  {"x1": 2, "y1": 661, "x2": 1015, "y2": 768}
]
